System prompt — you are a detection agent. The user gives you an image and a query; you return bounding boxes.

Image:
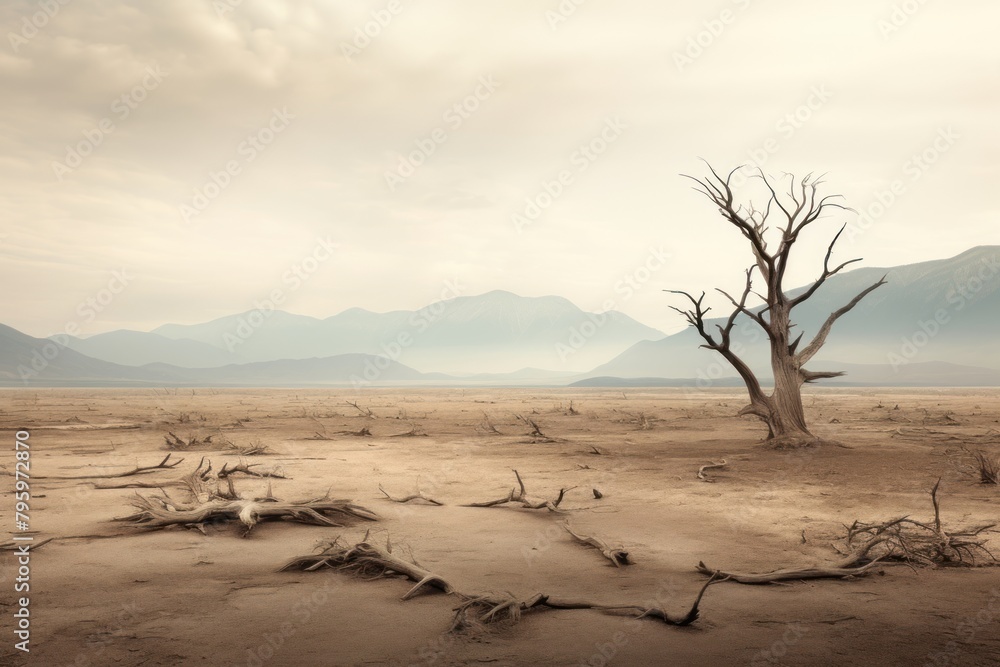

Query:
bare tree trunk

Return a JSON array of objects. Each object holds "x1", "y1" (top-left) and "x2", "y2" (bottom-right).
[
  {"x1": 670, "y1": 165, "x2": 887, "y2": 448},
  {"x1": 768, "y1": 354, "x2": 812, "y2": 444}
]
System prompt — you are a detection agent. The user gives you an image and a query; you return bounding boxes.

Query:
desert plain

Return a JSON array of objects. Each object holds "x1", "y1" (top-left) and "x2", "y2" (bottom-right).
[{"x1": 1, "y1": 387, "x2": 998, "y2": 666}]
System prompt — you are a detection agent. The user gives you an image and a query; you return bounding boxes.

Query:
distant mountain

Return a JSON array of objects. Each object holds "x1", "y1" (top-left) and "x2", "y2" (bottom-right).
[
  {"x1": 570, "y1": 361, "x2": 1000, "y2": 388},
  {"x1": 0, "y1": 324, "x2": 183, "y2": 386},
  {"x1": 131, "y1": 290, "x2": 664, "y2": 373},
  {"x1": 143, "y1": 354, "x2": 442, "y2": 386},
  {"x1": 59, "y1": 330, "x2": 240, "y2": 368},
  {"x1": 591, "y1": 246, "x2": 1000, "y2": 380},
  {"x1": 0, "y1": 322, "x2": 447, "y2": 387}
]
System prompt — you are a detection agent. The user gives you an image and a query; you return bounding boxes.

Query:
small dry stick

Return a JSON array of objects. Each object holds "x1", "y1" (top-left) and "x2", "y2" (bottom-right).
[
  {"x1": 563, "y1": 521, "x2": 632, "y2": 566},
  {"x1": 697, "y1": 459, "x2": 728, "y2": 482},
  {"x1": 379, "y1": 483, "x2": 444, "y2": 506}
]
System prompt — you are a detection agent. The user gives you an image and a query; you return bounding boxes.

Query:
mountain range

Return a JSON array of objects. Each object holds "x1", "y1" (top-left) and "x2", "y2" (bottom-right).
[
  {"x1": 592, "y1": 246, "x2": 1000, "y2": 380},
  {"x1": 1, "y1": 246, "x2": 997, "y2": 387},
  {"x1": 61, "y1": 290, "x2": 662, "y2": 374}
]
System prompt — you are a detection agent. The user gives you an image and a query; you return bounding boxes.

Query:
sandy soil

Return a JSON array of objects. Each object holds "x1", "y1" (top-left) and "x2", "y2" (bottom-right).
[{"x1": 1, "y1": 387, "x2": 999, "y2": 667}]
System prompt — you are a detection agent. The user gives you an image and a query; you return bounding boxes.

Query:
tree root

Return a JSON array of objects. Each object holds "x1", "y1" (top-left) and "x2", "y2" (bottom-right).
[
  {"x1": 283, "y1": 534, "x2": 722, "y2": 632},
  {"x1": 563, "y1": 521, "x2": 632, "y2": 566},
  {"x1": 463, "y1": 470, "x2": 574, "y2": 512}
]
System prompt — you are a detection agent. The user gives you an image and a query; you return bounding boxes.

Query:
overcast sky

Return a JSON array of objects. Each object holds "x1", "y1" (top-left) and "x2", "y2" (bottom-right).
[{"x1": 2, "y1": 0, "x2": 997, "y2": 338}]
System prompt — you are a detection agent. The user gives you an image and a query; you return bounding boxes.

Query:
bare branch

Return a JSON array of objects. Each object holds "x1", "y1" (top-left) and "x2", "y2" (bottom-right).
[
  {"x1": 797, "y1": 275, "x2": 888, "y2": 365},
  {"x1": 788, "y1": 224, "x2": 863, "y2": 308}
]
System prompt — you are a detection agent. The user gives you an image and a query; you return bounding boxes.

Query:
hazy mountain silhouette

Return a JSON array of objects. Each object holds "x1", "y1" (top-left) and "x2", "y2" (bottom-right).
[
  {"x1": 6, "y1": 246, "x2": 998, "y2": 386},
  {"x1": 71, "y1": 290, "x2": 665, "y2": 373},
  {"x1": 591, "y1": 246, "x2": 1000, "y2": 380}
]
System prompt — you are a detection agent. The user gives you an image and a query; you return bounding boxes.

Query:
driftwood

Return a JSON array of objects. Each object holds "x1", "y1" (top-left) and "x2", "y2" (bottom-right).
[
  {"x1": 92, "y1": 457, "x2": 286, "y2": 491},
  {"x1": 695, "y1": 559, "x2": 882, "y2": 584},
  {"x1": 464, "y1": 470, "x2": 574, "y2": 512},
  {"x1": 116, "y1": 490, "x2": 377, "y2": 535},
  {"x1": 164, "y1": 432, "x2": 214, "y2": 451},
  {"x1": 223, "y1": 439, "x2": 272, "y2": 456},
  {"x1": 835, "y1": 479, "x2": 996, "y2": 566},
  {"x1": 379, "y1": 483, "x2": 443, "y2": 506},
  {"x1": 282, "y1": 533, "x2": 453, "y2": 600},
  {"x1": 337, "y1": 427, "x2": 372, "y2": 437},
  {"x1": 346, "y1": 401, "x2": 375, "y2": 418},
  {"x1": 35, "y1": 453, "x2": 184, "y2": 480},
  {"x1": 697, "y1": 459, "x2": 728, "y2": 482},
  {"x1": 477, "y1": 413, "x2": 503, "y2": 435},
  {"x1": 283, "y1": 535, "x2": 723, "y2": 632},
  {"x1": 697, "y1": 480, "x2": 996, "y2": 584},
  {"x1": 113, "y1": 458, "x2": 373, "y2": 535},
  {"x1": 217, "y1": 460, "x2": 286, "y2": 479},
  {"x1": 563, "y1": 522, "x2": 632, "y2": 566},
  {"x1": 515, "y1": 414, "x2": 556, "y2": 442},
  {"x1": 389, "y1": 425, "x2": 428, "y2": 438}
]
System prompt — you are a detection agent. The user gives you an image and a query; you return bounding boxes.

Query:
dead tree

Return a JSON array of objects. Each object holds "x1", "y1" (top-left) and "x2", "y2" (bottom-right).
[{"x1": 669, "y1": 165, "x2": 887, "y2": 447}]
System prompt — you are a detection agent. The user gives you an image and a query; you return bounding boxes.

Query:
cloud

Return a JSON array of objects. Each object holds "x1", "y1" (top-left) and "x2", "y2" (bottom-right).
[{"x1": 1, "y1": 0, "x2": 997, "y2": 337}]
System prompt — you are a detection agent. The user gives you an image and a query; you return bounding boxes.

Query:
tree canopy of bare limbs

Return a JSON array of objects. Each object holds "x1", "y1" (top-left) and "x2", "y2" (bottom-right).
[{"x1": 668, "y1": 164, "x2": 887, "y2": 447}]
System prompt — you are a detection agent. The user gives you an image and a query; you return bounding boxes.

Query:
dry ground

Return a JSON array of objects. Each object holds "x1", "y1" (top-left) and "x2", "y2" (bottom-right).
[{"x1": 1, "y1": 387, "x2": 998, "y2": 667}]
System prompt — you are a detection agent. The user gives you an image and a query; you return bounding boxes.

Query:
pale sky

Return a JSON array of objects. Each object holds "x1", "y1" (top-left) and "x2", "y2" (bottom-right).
[{"x1": 2, "y1": 0, "x2": 997, "y2": 339}]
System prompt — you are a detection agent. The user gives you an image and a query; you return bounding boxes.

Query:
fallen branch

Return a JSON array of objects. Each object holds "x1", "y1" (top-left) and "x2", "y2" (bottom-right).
[
  {"x1": 217, "y1": 460, "x2": 287, "y2": 479},
  {"x1": 283, "y1": 534, "x2": 722, "y2": 633},
  {"x1": 515, "y1": 414, "x2": 556, "y2": 442},
  {"x1": 697, "y1": 459, "x2": 727, "y2": 482},
  {"x1": 346, "y1": 401, "x2": 375, "y2": 418},
  {"x1": 337, "y1": 427, "x2": 372, "y2": 437},
  {"x1": 117, "y1": 491, "x2": 377, "y2": 535},
  {"x1": 463, "y1": 470, "x2": 574, "y2": 512},
  {"x1": 379, "y1": 483, "x2": 443, "y2": 506},
  {"x1": 389, "y1": 425, "x2": 427, "y2": 438},
  {"x1": 698, "y1": 480, "x2": 997, "y2": 584},
  {"x1": 35, "y1": 454, "x2": 184, "y2": 480},
  {"x1": 282, "y1": 533, "x2": 453, "y2": 600},
  {"x1": 476, "y1": 413, "x2": 503, "y2": 435},
  {"x1": 563, "y1": 521, "x2": 632, "y2": 566},
  {"x1": 695, "y1": 559, "x2": 882, "y2": 584},
  {"x1": 164, "y1": 432, "x2": 214, "y2": 451}
]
